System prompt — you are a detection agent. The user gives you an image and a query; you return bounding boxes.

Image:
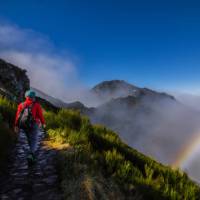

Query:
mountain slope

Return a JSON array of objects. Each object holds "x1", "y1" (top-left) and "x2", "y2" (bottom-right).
[
  {"x1": 88, "y1": 81, "x2": 200, "y2": 168},
  {"x1": 46, "y1": 109, "x2": 200, "y2": 200},
  {"x1": 32, "y1": 87, "x2": 92, "y2": 113},
  {"x1": 1, "y1": 94, "x2": 200, "y2": 199}
]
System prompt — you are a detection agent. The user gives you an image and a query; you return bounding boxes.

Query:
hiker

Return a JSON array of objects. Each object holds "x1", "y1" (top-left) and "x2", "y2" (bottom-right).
[{"x1": 14, "y1": 90, "x2": 46, "y2": 164}]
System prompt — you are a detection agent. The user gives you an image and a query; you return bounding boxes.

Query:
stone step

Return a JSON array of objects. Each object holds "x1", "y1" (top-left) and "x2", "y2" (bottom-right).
[{"x1": 0, "y1": 130, "x2": 63, "y2": 199}]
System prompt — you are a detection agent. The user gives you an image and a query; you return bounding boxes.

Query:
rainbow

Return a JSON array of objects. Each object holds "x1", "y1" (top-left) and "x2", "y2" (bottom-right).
[{"x1": 172, "y1": 131, "x2": 200, "y2": 169}]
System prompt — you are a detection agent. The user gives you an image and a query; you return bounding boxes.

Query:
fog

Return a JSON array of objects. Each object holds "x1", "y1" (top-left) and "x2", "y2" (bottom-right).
[
  {"x1": 88, "y1": 91, "x2": 200, "y2": 183},
  {"x1": 174, "y1": 92, "x2": 200, "y2": 111}
]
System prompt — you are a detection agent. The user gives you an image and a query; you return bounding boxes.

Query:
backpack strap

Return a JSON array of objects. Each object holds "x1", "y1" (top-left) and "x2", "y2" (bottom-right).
[
  {"x1": 20, "y1": 102, "x2": 35, "y2": 119},
  {"x1": 22, "y1": 102, "x2": 35, "y2": 110}
]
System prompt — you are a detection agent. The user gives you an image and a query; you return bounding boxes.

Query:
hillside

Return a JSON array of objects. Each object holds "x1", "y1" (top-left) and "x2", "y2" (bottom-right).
[
  {"x1": 87, "y1": 81, "x2": 200, "y2": 167},
  {"x1": 31, "y1": 87, "x2": 92, "y2": 114},
  {"x1": 1, "y1": 96, "x2": 200, "y2": 199},
  {"x1": 1, "y1": 59, "x2": 200, "y2": 199}
]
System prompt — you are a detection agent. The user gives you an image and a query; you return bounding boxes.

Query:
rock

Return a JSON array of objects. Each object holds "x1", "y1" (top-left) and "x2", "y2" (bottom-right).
[
  {"x1": 0, "y1": 58, "x2": 30, "y2": 101},
  {"x1": 13, "y1": 188, "x2": 23, "y2": 194},
  {"x1": 1, "y1": 194, "x2": 9, "y2": 200}
]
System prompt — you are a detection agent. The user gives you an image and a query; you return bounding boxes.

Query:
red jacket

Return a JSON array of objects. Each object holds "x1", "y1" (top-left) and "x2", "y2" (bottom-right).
[{"x1": 15, "y1": 97, "x2": 45, "y2": 126}]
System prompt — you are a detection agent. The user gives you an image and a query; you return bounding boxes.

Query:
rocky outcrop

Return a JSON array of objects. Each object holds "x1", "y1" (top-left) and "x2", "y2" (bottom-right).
[{"x1": 0, "y1": 59, "x2": 30, "y2": 101}]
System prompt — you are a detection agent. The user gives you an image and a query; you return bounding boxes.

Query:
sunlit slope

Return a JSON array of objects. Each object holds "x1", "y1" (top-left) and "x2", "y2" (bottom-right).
[{"x1": 45, "y1": 109, "x2": 200, "y2": 200}]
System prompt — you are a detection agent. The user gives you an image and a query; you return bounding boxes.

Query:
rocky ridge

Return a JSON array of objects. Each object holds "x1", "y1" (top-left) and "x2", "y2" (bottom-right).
[{"x1": 0, "y1": 59, "x2": 30, "y2": 101}]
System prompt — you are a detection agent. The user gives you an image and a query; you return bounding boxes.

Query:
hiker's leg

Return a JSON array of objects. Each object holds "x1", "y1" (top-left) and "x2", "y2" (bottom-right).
[
  {"x1": 25, "y1": 130, "x2": 31, "y2": 149},
  {"x1": 28, "y1": 124, "x2": 39, "y2": 155}
]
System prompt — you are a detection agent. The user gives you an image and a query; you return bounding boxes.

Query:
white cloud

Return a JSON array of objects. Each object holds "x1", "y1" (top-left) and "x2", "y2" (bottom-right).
[{"x1": 0, "y1": 22, "x2": 80, "y2": 100}]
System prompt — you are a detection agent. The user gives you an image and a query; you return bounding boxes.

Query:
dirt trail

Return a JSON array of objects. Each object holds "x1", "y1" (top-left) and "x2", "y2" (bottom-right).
[{"x1": 0, "y1": 130, "x2": 63, "y2": 200}]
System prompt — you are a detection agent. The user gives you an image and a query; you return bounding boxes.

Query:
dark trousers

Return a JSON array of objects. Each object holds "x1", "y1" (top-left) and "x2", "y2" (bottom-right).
[{"x1": 23, "y1": 123, "x2": 39, "y2": 155}]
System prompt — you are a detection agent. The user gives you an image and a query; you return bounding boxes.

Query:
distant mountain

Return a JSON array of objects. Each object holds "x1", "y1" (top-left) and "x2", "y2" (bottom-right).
[
  {"x1": 31, "y1": 87, "x2": 68, "y2": 108},
  {"x1": 91, "y1": 80, "x2": 175, "y2": 104},
  {"x1": 92, "y1": 80, "x2": 138, "y2": 98},
  {"x1": 32, "y1": 87, "x2": 92, "y2": 113}
]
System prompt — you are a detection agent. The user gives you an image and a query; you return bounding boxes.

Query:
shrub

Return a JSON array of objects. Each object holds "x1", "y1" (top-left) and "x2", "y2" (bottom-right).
[
  {"x1": 144, "y1": 164, "x2": 154, "y2": 182},
  {"x1": 56, "y1": 109, "x2": 82, "y2": 130},
  {"x1": 0, "y1": 123, "x2": 15, "y2": 172},
  {"x1": 45, "y1": 109, "x2": 82, "y2": 131},
  {"x1": 0, "y1": 97, "x2": 17, "y2": 127},
  {"x1": 103, "y1": 149, "x2": 124, "y2": 175},
  {"x1": 0, "y1": 113, "x2": 3, "y2": 123},
  {"x1": 116, "y1": 160, "x2": 142, "y2": 183},
  {"x1": 44, "y1": 111, "x2": 57, "y2": 130}
]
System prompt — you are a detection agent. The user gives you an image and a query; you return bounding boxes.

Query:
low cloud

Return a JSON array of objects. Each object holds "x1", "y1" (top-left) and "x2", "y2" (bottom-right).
[
  {"x1": 88, "y1": 91, "x2": 200, "y2": 182},
  {"x1": 0, "y1": 22, "x2": 82, "y2": 101},
  {"x1": 173, "y1": 92, "x2": 200, "y2": 111}
]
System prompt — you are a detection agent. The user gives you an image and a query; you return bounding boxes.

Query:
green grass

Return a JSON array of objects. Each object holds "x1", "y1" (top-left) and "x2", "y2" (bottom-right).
[
  {"x1": 0, "y1": 97, "x2": 17, "y2": 172},
  {"x1": 1, "y1": 96, "x2": 199, "y2": 199},
  {"x1": 0, "y1": 97, "x2": 17, "y2": 127},
  {"x1": 45, "y1": 109, "x2": 200, "y2": 200}
]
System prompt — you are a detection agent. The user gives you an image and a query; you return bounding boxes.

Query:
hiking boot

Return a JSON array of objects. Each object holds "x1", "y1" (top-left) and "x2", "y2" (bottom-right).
[{"x1": 27, "y1": 153, "x2": 36, "y2": 166}]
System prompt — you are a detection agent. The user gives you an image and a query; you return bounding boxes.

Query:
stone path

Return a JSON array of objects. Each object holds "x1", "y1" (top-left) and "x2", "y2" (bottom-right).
[{"x1": 0, "y1": 130, "x2": 63, "y2": 200}]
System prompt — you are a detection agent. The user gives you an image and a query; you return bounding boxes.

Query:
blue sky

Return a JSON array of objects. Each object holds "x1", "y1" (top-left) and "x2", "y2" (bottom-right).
[{"x1": 0, "y1": 0, "x2": 200, "y2": 93}]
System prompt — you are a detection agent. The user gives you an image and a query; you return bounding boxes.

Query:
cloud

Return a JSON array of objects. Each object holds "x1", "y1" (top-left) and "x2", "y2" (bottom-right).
[
  {"x1": 0, "y1": 22, "x2": 81, "y2": 101},
  {"x1": 173, "y1": 92, "x2": 200, "y2": 111}
]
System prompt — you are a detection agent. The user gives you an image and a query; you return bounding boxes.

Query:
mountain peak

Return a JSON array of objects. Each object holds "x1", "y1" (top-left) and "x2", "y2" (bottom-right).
[
  {"x1": 92, "y1": 80, "x2": 138, "y2": 92},
  {"x1": 91, "y1": 80, "x2": 175, "y2": 103},
  {"x1": 91, "y1": 80, "x2": 139, "y2": 101}
]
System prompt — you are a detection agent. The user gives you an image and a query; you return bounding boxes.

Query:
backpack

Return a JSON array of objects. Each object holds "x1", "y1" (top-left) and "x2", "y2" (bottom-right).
[{"x1": 18, "y1": 102, "x2": 35, "y2": 130}]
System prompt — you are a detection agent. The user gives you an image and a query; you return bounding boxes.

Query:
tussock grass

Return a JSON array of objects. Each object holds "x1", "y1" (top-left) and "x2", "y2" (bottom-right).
[
  {"x1": 0, "y1": 97, "x2": 17, "y2": 172},
  {"x1": 45, "y1": 109, "x2": 200, "y2": 200}
]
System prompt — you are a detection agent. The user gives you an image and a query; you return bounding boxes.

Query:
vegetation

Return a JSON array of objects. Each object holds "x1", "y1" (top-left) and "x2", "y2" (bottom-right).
[
  {"x1": 45, "y1": 109, "x2": 200, "y2": 200},
  {"x1": 0, "y1": 97, "x2": 17, "y2": 172},
  {"x1": 0, "y1": 95, "x2": 200, "y2": 199}
]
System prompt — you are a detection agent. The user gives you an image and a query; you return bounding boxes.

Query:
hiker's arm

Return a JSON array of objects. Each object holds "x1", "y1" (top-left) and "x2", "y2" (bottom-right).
[
  {"x1": 14, "y1": 104, "x2": 22, "y2": 127},
  {"x1": 14, "y1": 104, "x2": 22, "y2": 133},
  {"x1": 37, "y1": 104, "x2": 45, "y2": 125}
]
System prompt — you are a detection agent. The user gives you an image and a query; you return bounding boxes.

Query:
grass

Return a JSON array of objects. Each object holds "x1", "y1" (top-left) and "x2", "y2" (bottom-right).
[
  {"x1": 0, "y1": 95, "x2": 199, "y2": 199},
  {"x1": 0, "y1": 97, "x2": 17, "y2": 127},
  {"x1": 0, "y1": 97, "x2": 17, "y2": 172},
  {"x1": 45, "y1": 109, "x2": 200, "y2": 200}
]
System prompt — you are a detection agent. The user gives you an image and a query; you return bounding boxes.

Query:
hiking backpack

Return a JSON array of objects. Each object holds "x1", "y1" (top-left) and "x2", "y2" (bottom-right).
[{"x1": 18, "y1": 103, "x2": 35, "y2": 130}]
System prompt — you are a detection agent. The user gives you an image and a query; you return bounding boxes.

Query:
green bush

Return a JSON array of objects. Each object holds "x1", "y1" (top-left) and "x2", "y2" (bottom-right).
[
  {"x1": 103, "y1": 149, "x2": 124, "y2": 175},
  {"x1": 45, "y1": 109, "x2": 82, "y2": 131},
  {"x1": 0, "y1": 97, "x2": 17, "y2": 127},
  {"x1": 0, "y1": 113, "x2": 3, "y2": 123}
]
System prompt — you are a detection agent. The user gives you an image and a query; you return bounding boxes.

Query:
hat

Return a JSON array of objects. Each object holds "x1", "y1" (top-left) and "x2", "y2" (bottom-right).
[{"x1": 25, "y1": 90, "x2": 36, "y2": 98}]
